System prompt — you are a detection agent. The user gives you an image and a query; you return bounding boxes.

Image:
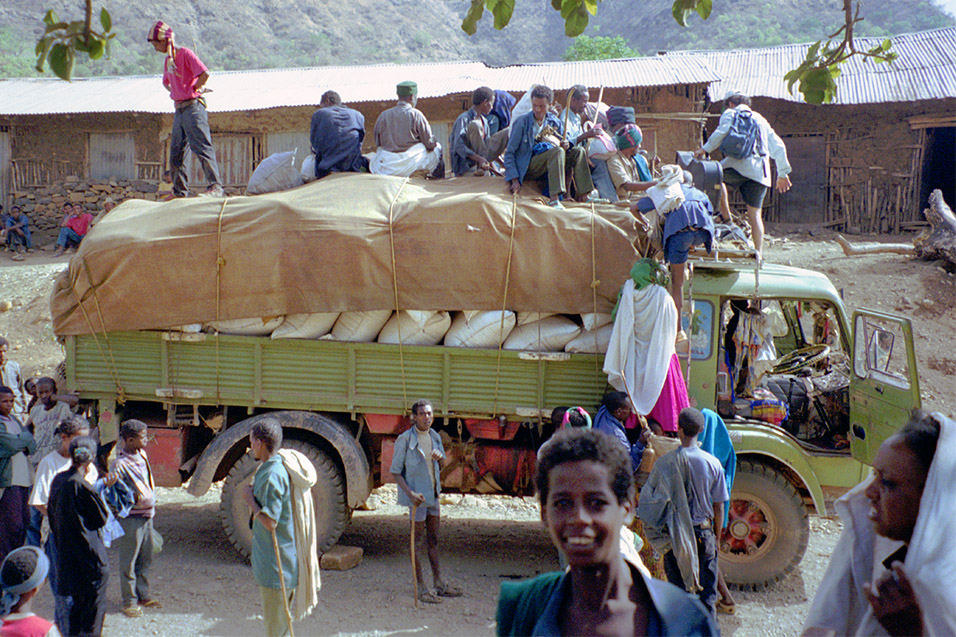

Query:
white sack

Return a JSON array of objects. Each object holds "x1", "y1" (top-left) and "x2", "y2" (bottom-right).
[
  {"x1": 247, "y1": 150, "x2": 304, "y2": 194},
  {"x1": 369, "y1": 143, "x2": 441, "y2": 177},
  {"x1": 329, "y1": 310, "x2": 392, "y2": 342},
  {"x1": 565, "y1": 324, "x2": 614, "y2": 354},
  {"x1": 378, "y1": 310, "x2": 451, "y2": 346},
  {"x1": 300, "y1": 155, "x2": 317, "y2": 183},
  {"x1": 271, "y1": 312, "x2": 339, "y2": 339},
  {"x1": 444, "y1": 311, "x2": 516, "y2": 348},
  {"x1": 207, "y1": 316, "x2": 284, "y2": 336},
  {"x1": 516, "y1": 312, "x2": 556, "y2": 326},
  {"x1": 580, "y1": 313, "x2": 613, "y2": 331},
  {"x1": 503, "y1": 315, "x2": 581, "y2": 351},
  {"x1": 603, "y1": 280, "x2": 677, "y2": 413}
]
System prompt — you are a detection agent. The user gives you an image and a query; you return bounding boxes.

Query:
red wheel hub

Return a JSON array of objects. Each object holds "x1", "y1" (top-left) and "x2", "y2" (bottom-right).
[{"x1": 723, "y1": 498, "x2": 769, "y2": 555}]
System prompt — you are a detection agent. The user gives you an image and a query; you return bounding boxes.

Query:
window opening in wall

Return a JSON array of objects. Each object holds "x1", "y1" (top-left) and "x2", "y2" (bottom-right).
[{"x1": 919, "y1": 126, "x2": 955, "y2": 211}]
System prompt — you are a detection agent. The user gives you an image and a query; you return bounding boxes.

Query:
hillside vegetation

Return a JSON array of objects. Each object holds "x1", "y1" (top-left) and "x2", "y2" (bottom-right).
[{"x1": 0, "y1": 0, "x2": 951, "y2": 78}]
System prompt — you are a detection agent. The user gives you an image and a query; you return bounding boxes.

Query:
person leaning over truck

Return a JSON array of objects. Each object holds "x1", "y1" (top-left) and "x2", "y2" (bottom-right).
[
  {"x1": 390, "y1": 399, "x2": 462, "y2": 604},
  {"x1": 242, "y1": 419, "x2": 296, "y2": 637},
  {"x1": 148, "y1": 21, "x2": 224, "y2": 199}
]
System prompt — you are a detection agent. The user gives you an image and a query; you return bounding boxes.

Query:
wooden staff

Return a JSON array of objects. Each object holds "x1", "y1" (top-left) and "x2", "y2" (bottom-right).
[
  {"x1": 561, "y1": 88, "x2": 573, "y2": 142},
  {"x1": 270, "y1": 527, "x2": 295, "y2": 637},
  {"x1": 410, "y1": 502, "x2": 420, "y2": 608},
  {"x1": 595, "y1": 85, "x2": 605, "y2": 128}
]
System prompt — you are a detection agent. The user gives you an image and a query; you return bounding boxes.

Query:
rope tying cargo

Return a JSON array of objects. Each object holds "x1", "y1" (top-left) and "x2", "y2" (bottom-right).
[
  {"x1": 492, "y1": 195, "x2": 519, "y2": 416},
  {"x1": 387, "y1": 178, "x2": 411, "y2": 410},
  {"x1": 590, "y1": 202, "x2": 601, "y2": 389},
  {"x1": 69, "y1": 258, "x2": 126, "y2": 404},
  {"x1": 214, "y1": 197, "x2": 228, "y2": 403}
]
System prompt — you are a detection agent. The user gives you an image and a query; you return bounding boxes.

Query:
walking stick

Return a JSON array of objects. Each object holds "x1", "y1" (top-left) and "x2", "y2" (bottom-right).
[
  {"x1": 271, "y1": 527, "x2": 295, "y2": 637},
  {"x1": 410, "y1": 501, "x2": 420, "y2": 608}
]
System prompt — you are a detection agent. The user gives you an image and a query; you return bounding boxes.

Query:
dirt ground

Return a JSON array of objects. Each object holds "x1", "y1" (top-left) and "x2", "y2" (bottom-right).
[{"x1": 0, "y1": 227, "x2": 952, "y2": 636}]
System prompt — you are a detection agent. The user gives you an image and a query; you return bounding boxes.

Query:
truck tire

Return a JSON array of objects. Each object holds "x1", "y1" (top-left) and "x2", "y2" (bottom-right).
[
  {"x1": 219, "y1": 440, "x2": 349, "y2": 560},
  {"x1": 718, "y1": 460, "x2": 809, "y2": 590}
]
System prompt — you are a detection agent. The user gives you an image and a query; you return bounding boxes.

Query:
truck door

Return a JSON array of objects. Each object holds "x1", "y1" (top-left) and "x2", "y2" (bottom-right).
[{"x1": 849, "y1": 310, "x2": 921, "y2": 465}]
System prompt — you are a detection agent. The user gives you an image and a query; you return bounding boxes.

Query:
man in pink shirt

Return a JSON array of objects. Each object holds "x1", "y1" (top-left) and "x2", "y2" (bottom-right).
[
  {"x1": 148, "y1": 21, "x2": 223, "y2": 198},
  {"x1": 53, "y1": 203, "x2": 93, "y2": 257}
]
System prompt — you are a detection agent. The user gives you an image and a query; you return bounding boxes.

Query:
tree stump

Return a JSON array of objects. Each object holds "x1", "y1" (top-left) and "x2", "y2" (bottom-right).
[{"x1": 915, "y1": 189, "x2": 956, "y2": 268}]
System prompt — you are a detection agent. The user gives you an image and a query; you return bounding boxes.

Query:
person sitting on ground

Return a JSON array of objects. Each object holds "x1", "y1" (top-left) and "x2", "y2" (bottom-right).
[
  {"x1": 309, "y1": 90, "x2": 368, "y2": 180},
  {"x1": 497, "y1": 427, "x2": 717, "y2": 636},
  {"x1": 24, "y1": 378, "x2": 78, "y2": 474},
  {"x1": 607, "y1": 124, "x2": 657, "y2": 201},
  {"x1": 450, "y1": 86, "x2": 510, "y2": 176},
  {"x1": 695, "y1": 92, "x2": 792, "y2": 256},
  {"x1": 592, "y1": 391, "x2": 647, "y2": 472},
  {"x1": 90, "y1": 197, "x2": 116, "y2": 226},
  {"x1": 803, "y1": 411, "x2": 955, "y2": 636},
  {"x1": 0, "y1": 546, "x2": 59, "y2": 637},
  {"x1": 4, "y1": 206, "x2": 32, "y2": 261},
  {"x1": 47, "y1": 436, "x2": 111, "y2": 637},
  {"x1": 157, "y1": 172, "x2": 175, "y2": 201},
  {"x1": 640, "y1": 408, "x2": 728, "y2": 620},
  {"x1": 633, "y1": 170, "x2": 714, "y2": 335},
  {"x1": 28, "y1": 415, "x2": 94, "y2": 630},
  {"x1": 371, "y1": 81, "x2": 444, "y2": 178},
  {"x1": 504, "y1": 85, "x2": 595, "y2": 209},
  {"x1": 52, "y1": 203, "x2": 93, "y2": 257},
  {"x1": 390, "y1": 399, "x2": 461, "y2": 604}
]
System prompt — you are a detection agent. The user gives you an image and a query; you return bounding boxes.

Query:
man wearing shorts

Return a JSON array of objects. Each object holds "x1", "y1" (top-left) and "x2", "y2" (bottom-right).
[
  {"x1": 390, "y1": 399, "x2": 461, "y2": 604},
  {"x1": 695, "y1": 93, "x2": 792, "y2": 255},
  {"x1": 634, "y1": 170, "x2": 714, "y2": 337}
]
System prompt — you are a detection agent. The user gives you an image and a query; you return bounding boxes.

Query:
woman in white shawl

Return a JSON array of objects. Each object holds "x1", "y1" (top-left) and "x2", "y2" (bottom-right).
[{"x1": 803, "y1": 411, "x2": 955, "y2": 636}]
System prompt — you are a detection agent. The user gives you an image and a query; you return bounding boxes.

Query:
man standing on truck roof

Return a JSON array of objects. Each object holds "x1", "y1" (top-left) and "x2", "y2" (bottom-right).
[
  {"x1": 371, "y1": 81, "x2": 444, "y2": 178},
  {"x1": 243, "y1": 420, "x2": 297, "y2": 637},
  {"x1": 695, "y1": 92, "x2": 791, "y2": 256},
  {"x1": 391, "y1": 399, "x2": 462, "y2": 604},
  {"x1": 148, "y1": 21, "x2": 224, "y2": 199},
  {"x1": 309, "y1": 90, "x2": 368, "y2": 180}
]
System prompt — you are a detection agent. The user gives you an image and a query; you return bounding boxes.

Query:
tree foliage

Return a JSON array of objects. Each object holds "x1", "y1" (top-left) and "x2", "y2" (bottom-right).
[
  {"x1": 563, "y1": 35, "x2": 638, "y2": 61},
  {"x1": 35, "y1": 4, "x2": 115, "y2": 81}
]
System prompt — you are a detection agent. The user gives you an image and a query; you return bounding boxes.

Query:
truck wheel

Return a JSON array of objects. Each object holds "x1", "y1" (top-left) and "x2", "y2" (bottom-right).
[
  {"x1": 219, "y1": 440, "x2": 350, "y2": 560},
  {"x1": 718, "y1": 460, "x2": 809, "y2": 590}
]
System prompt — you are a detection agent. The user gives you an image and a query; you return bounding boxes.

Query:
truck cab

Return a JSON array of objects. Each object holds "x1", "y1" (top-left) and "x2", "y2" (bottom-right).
[{"x1": 683, "y1": 257, "x2": 921, "y2": 587}]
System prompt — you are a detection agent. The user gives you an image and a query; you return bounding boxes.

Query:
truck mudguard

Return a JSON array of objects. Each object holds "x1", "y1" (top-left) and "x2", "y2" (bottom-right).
[
  {"x1": 185, "y1": 410, "x2": 371, "y2": 508},
  {"x1": 731, "y1": 425, "x2": 827, "y2": 516}
]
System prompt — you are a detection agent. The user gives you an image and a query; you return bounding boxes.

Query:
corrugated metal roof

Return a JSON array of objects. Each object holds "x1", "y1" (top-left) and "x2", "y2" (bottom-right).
[
  {"x1": 0, "y1": 57, "x2": 718, "y2": 116},
  {"x1": 664, "y1": 27, "x2": 956, "y2": 104}
]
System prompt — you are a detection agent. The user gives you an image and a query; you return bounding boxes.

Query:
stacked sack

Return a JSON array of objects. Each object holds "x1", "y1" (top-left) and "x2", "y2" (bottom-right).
[{"x1": 199, "y1": 309, "x2": 617, "y2": 354}]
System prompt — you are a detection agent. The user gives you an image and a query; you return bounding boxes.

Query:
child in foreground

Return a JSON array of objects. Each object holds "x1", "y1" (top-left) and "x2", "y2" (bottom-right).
[
  {"x1": 0, "y1": 545, "x2": 60, "y2": 637},
  {"x1": 496, "y1": 427, "x2": 717, "y2": 636}
]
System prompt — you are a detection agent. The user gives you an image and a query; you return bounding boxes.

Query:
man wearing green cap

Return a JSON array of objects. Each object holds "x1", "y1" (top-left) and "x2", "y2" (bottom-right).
[
  {"x1": 607, "y1": 124, "x2": 657, "y2": 201},
  {"x1": 371, "y1": 81, "x2": 444, "y2": 178}
]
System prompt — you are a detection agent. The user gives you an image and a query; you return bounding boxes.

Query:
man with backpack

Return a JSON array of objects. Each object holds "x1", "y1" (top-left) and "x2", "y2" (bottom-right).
[{"x1": 695, "y1": 93, "x2": 792, "y2": 256}]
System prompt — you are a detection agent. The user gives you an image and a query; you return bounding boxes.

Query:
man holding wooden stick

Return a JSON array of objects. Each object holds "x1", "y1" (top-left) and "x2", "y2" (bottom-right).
[
  {"x1": 391, "y1": 399, "x2": 461, "y2": 604},
  {"x1": 244, "y1": 420, "x2": 297, "y2": 636}
]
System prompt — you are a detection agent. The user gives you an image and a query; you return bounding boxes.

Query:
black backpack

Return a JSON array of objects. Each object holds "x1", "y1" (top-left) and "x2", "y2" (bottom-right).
[{"x1": 719, "y1": 108, "x2": 763, "y2": 160}]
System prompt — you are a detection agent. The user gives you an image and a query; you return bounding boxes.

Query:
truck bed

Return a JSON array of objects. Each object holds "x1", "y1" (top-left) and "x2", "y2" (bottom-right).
[{"x1": 67, "y1": 331, "x2": 611, "y2": 420}]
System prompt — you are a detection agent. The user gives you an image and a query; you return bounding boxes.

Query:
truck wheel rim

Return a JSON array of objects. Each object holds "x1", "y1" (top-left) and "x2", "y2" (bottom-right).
[{"x1": 722, "y1": 494, "x2": 777, "y2": 560}]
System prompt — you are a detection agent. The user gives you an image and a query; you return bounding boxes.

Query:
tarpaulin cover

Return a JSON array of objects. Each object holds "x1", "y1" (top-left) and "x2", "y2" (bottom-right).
[{"x1": 51, "y1": 173, "x2": 643, "y2": 336}]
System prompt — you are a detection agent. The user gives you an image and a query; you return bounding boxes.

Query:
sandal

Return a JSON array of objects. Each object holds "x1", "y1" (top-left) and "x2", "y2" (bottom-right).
[
  {"x1": 418, "y1": 590, "x2": 442, "y2": 604},
  {"x1": 122, "y1": 604, "x2": 143, "y2": 618},
  {"x1": 434, "y1": 582, "x2": 463, "y2": 597},
  {"x1": 140, "y1": 598, "x2": 163, "y2": 609},
  {"x1": 716, "y1": 600, "x2": 736, "y2": 615}
]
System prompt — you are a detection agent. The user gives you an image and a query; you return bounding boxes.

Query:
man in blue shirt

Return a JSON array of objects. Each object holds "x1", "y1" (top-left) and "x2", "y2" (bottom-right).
[
  {"x1": 390, "y1": 399, "x2": 461, "y2": 604},
  {"x1": 592, "y1": 391, "x2": 646, "y2": 472},
  {"x1": 504, "y1": 85, "x2": 594, "y2": 209},
  {"x1": 309, "y1": 90, "x2": 368, "y2": 180},
  {"x1": 243, "y1": 419, "x2": 296, "y2": 637}
]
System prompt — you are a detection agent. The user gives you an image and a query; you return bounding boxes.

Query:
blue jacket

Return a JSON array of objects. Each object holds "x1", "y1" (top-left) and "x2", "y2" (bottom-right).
[{"x1": 503, "y1": 111, "x2": 565, "y2": 184}]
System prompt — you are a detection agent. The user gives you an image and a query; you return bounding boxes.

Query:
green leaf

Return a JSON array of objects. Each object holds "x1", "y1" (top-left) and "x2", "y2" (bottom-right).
[
  {"x1": 561, "y1": 0, "x2": 581, "y2": 20},
  {"x1": 35, "y1": 36, "x2": 54, "y2": 72},
  {"x1": 695, "y1": 0, "x2": 712, "y2": 21},
  {"x1": 583, "y1": 0, "x2": 598, "y2": 16},
  {"x1": 44, "y1": 21, "x2": 68, "y2": 34},
  {"x1": 48, "y1": 43, "x2": 74, "y2": 81},
  {"x1": 806, "y1": 41, "x2": 821, "y2": 61},
  {"x1": 551, "y1": 0, "x2": 562, "y2": 9},
  {"x1": 42, "y1": 10, "x2": 58, "y2": 26},
  {"x1": 100, "y1": 7, "x2": 112, "y2": 32},
  {"x1": 461, "y1": 0, "x2": 485, "y2": 35},
  {"x1": 66, "y1": 20, "x2": 85, "y2": 35},
  {"x1": 882, "y1": 38, "x2": 892, "y2": 51},
  {"x1": 491, "y1": 0, "x2": 515, "y2": 29},
  {"x1": 73, "y1": 34, "x2": 91, "y2": 53},
  {"x1": 89, "y1": 37, "x2": 105, "y2": 60},
  {"x1": 565, "y1": 3, "x2": 589, "y2": 36}
]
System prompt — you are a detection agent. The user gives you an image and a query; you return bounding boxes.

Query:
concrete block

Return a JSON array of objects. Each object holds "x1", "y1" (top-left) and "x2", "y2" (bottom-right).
[{"x1": 321, "y1": 545, "x2": 363, "y2": 571}]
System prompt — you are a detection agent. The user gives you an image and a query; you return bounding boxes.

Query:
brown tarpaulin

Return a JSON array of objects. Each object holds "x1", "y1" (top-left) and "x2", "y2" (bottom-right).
[{"x1": 51, "y1": 174, "x2": 644, "y2": 336}]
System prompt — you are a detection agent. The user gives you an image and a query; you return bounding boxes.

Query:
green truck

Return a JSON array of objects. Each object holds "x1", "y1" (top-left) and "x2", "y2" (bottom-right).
[
  {"x1": 54, "y1": 177, "x2": 920, "y2": 589},
  {"x1": 60, "y1": 256, "x2": 920, "y2": 589}
]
